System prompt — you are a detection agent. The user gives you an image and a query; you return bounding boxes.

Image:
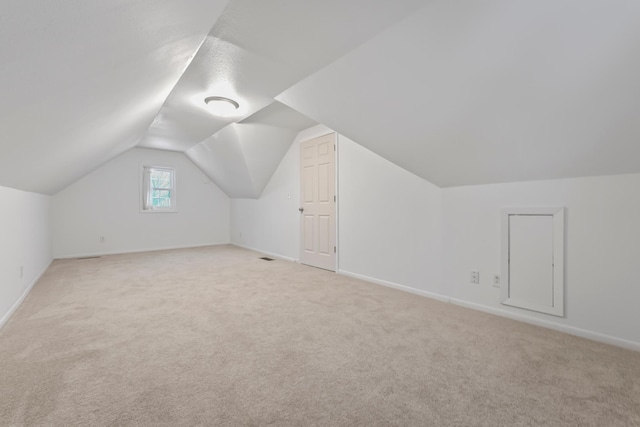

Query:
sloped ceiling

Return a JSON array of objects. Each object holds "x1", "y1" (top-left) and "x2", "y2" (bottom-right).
[
  {"x1": 278, "y1": 0, "x2": 640, "y2": 187},
  {"x1": 138, "y1": 0, "x2": 426, "y2": 198},
  {"x1": 185, "y1": 102, "x2": 315, "y2": 198},
  {"x1": 0, "y1": 0, "x2": 229, "y2": 194},
  {"x1": 3, "y1": 1, "x2": 640, "y2": 196}
]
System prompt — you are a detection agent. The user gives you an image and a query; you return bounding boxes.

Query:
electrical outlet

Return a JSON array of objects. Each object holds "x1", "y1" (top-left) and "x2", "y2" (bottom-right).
[
  {"x1": 99, "y1": 236, "x2": 105, "y2": 243},
  {"x1": 493, "y1": 274, "x2": 500, "y2": 287},
  {"x1": 471, "y1": 271, "x2": 480, "y2": 284}
]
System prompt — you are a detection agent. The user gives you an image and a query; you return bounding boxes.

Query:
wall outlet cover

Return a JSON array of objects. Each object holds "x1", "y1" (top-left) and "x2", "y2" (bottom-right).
[{"x1": 471, "y1": 271, "x2": 480, "y2": 284}]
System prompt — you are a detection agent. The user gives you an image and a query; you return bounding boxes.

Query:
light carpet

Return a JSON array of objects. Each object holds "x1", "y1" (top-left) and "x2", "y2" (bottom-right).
[{"x1": 1, "y1": 245, "x2": 639, "y2": 426}]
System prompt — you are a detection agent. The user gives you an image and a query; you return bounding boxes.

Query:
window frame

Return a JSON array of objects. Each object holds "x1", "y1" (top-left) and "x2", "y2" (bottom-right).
[{"x1": 140, "y1": 165, "x2": 178, "y2": 213}]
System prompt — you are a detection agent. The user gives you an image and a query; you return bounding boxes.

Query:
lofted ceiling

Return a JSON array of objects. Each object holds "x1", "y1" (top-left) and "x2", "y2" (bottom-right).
[
  {"x1": 278, "y1": 0, "x2": 640, "y2": 187},
  {"x1": 2, "y1": 1, "x2": 640, "y2": 197},
  {"x1": 185, "y1": 102, "x2": 316, "y2": 198},
  {"x1": 138, "y1": 0, "x2": 426, "y2": 197},
  {"x1": 0, "y1": 0, "x2": 229, "y2": 194}
]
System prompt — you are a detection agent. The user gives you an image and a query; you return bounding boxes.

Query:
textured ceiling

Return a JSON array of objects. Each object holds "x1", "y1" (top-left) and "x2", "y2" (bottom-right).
[
  {"x1": 138, "y1": 0, "x2": 426, "y2": 198},
  {"x1": 3, "y1": 0, "x2": 640, "y2": 197},
  {"x1": 0, "y1": 0, "x2": 229, "y2": 194}
]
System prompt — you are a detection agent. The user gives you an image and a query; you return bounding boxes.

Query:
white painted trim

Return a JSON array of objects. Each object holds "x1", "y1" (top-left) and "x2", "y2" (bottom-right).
[
  {"x1": 298, "y1": 132, "x2": 338, "y2": 271},
  {"x1": 294, "y1": 125, "x2": 336, "y2": 143},
  {"x1": 501, "y1": 207, "x2": 565, "y2": 317},
  {"x1": 139, "y1": 164, "x2": 178, "y2": 213},
  {"x1": 335, "y1": 134, "x2": 340, "y2": 274},
  {"x1": 54, "y1": 242, "x2": 230, "y2": 260},
  {"x1": 18, "y1": 244, "x2": 640, "y2": 353},
  {"x1": 232, "y1": 243, "x2": 298, "y2": 263},
  {"x1": 338, "y1": 270, "x2": 450, "y2": 303},
  {"x1": 449, "y1": 298, "x2": 640, "y2": 353},
  {"x1": 0, "y1": 259, "x2": 53, "y2": 331},
  {"x1": 339, "y1": 268, "x2": 640, "y2": 352}
]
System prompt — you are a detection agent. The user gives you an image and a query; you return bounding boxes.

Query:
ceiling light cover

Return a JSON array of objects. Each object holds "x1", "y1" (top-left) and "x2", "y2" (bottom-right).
[{"x1": 204, "y1": 96, "x2": 240, "y2": 116}]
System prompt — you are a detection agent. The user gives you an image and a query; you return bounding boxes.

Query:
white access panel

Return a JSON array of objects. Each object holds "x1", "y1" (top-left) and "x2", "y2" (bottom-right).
[{"x1": 501, "y1": 208, "x2": 564, "y2": 317}]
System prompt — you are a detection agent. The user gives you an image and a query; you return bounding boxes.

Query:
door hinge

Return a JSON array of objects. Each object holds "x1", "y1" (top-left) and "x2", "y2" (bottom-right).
[
  {"x1": 334, "y1": 195, "x2": 336, "y2": 202},
  {"x1": 334, "y1": 246, "x2": 336, "y2": 253},
  {"x1": 334, "y1": 144, "x2": 336, "y2": 151}
]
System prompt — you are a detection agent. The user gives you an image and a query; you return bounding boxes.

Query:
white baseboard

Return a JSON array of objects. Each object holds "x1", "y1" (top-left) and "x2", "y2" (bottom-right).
[
  {"x1": 54, "y1": 242, "x2": 230, "y2": 260},
  {"x1": 231, "y1": 243, "x2": 298, "y2": 263},
  {"x1": 0, "y1": 259, "x2": 53, "y2": 331},
  {"x1": 34, "y1": 244, "x2": 640, "y2": 353},
  {"x1": 338, "y1": 270, "x2": 450, "y2": 303},
  {"x1": 448, "y1": 298, "x2": 640, "y2": 353},
  {"x1": 337, "y1": 269, "x2": 640, "y2": 352}
]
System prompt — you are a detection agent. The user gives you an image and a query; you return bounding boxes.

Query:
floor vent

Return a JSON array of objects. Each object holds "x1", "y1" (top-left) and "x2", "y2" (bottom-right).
[
  {"x1": 260, "y1": 257, "x2": 275, "y2": 261},
  {"x1": 76, "y1": 256, "x2": 100, "y2": 260}
]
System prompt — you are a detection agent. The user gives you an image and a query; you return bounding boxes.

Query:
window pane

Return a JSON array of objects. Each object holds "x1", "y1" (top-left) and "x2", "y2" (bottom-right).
[
  {"x1": 152, "y1": 189, "x2": 171, "y2": 208},
  {"x1": 151, "y1": 170, "x2": 171, "y2": 189}
]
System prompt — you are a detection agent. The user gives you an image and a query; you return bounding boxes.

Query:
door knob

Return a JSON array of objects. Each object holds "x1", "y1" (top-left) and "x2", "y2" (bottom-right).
[{"x1": 299, "y1": 207, "x2": 304, "y2": 213}]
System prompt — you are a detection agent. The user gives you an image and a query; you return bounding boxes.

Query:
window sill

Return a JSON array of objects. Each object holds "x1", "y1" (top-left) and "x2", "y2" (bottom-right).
[{"x1": 140, "y1": 209, "x2": 179, "y2": 214}]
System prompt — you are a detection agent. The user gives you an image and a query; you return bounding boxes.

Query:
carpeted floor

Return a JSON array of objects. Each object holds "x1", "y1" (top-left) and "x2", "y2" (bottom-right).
[{"x1": 1, "y1": 245, "x2": 639, "y2": 426}]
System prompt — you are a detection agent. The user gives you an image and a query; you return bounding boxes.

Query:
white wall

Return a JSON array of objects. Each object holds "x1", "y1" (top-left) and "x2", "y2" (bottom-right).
[
  {"x1": 53, "y1": 148, "x2": 230, "y2": 258},
  {"x1": 337, "y1": 136, "x2": 442, "y2": 295},
  {"x1": 231, "y1": 124, "x2": 640, "y2": 350},
  {"x1": 0, "y1": 186, "x2": 52, "y2": 328},
  {"x1": 442, "y1": 174, "x2": 640, "y2": 348},
  {"x1": 231, "y1": 125, "x2": 333, "y2": 261},
  {"x1": 232, "y1": 125, "x2": 443, "y2": 295}
]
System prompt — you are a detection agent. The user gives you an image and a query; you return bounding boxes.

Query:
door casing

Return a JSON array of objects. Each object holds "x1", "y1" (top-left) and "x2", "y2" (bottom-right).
[{"x1": 299, "y1": 133, "x2": 337, "y2": 271}]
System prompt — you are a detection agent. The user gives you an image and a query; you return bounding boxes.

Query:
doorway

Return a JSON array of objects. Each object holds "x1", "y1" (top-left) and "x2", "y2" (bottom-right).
[{"x1": 299, "y1": 133, "x2": 336, "y2": 271}]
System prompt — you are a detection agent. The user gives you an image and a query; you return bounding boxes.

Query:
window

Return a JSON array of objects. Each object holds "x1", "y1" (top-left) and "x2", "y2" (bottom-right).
[{"x1": 141, "y1": 166, "x2": 176, "y2": 212}]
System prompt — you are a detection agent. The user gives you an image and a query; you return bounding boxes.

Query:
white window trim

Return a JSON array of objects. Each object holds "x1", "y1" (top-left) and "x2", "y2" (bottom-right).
[{"x1": 140, "y1": 165, "x2": 178, "y2": 213}]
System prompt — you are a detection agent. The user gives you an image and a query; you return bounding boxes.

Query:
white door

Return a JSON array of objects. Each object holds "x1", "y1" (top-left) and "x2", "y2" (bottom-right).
[{"x1": 300, "y1": 133, "x2": 336, "y2": 271}]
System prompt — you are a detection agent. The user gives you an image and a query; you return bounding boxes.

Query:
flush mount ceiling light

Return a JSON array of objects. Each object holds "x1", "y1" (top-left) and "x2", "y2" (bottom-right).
[{"x1": 204, "y1": 96, "x2": 240, "y2": 116}]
